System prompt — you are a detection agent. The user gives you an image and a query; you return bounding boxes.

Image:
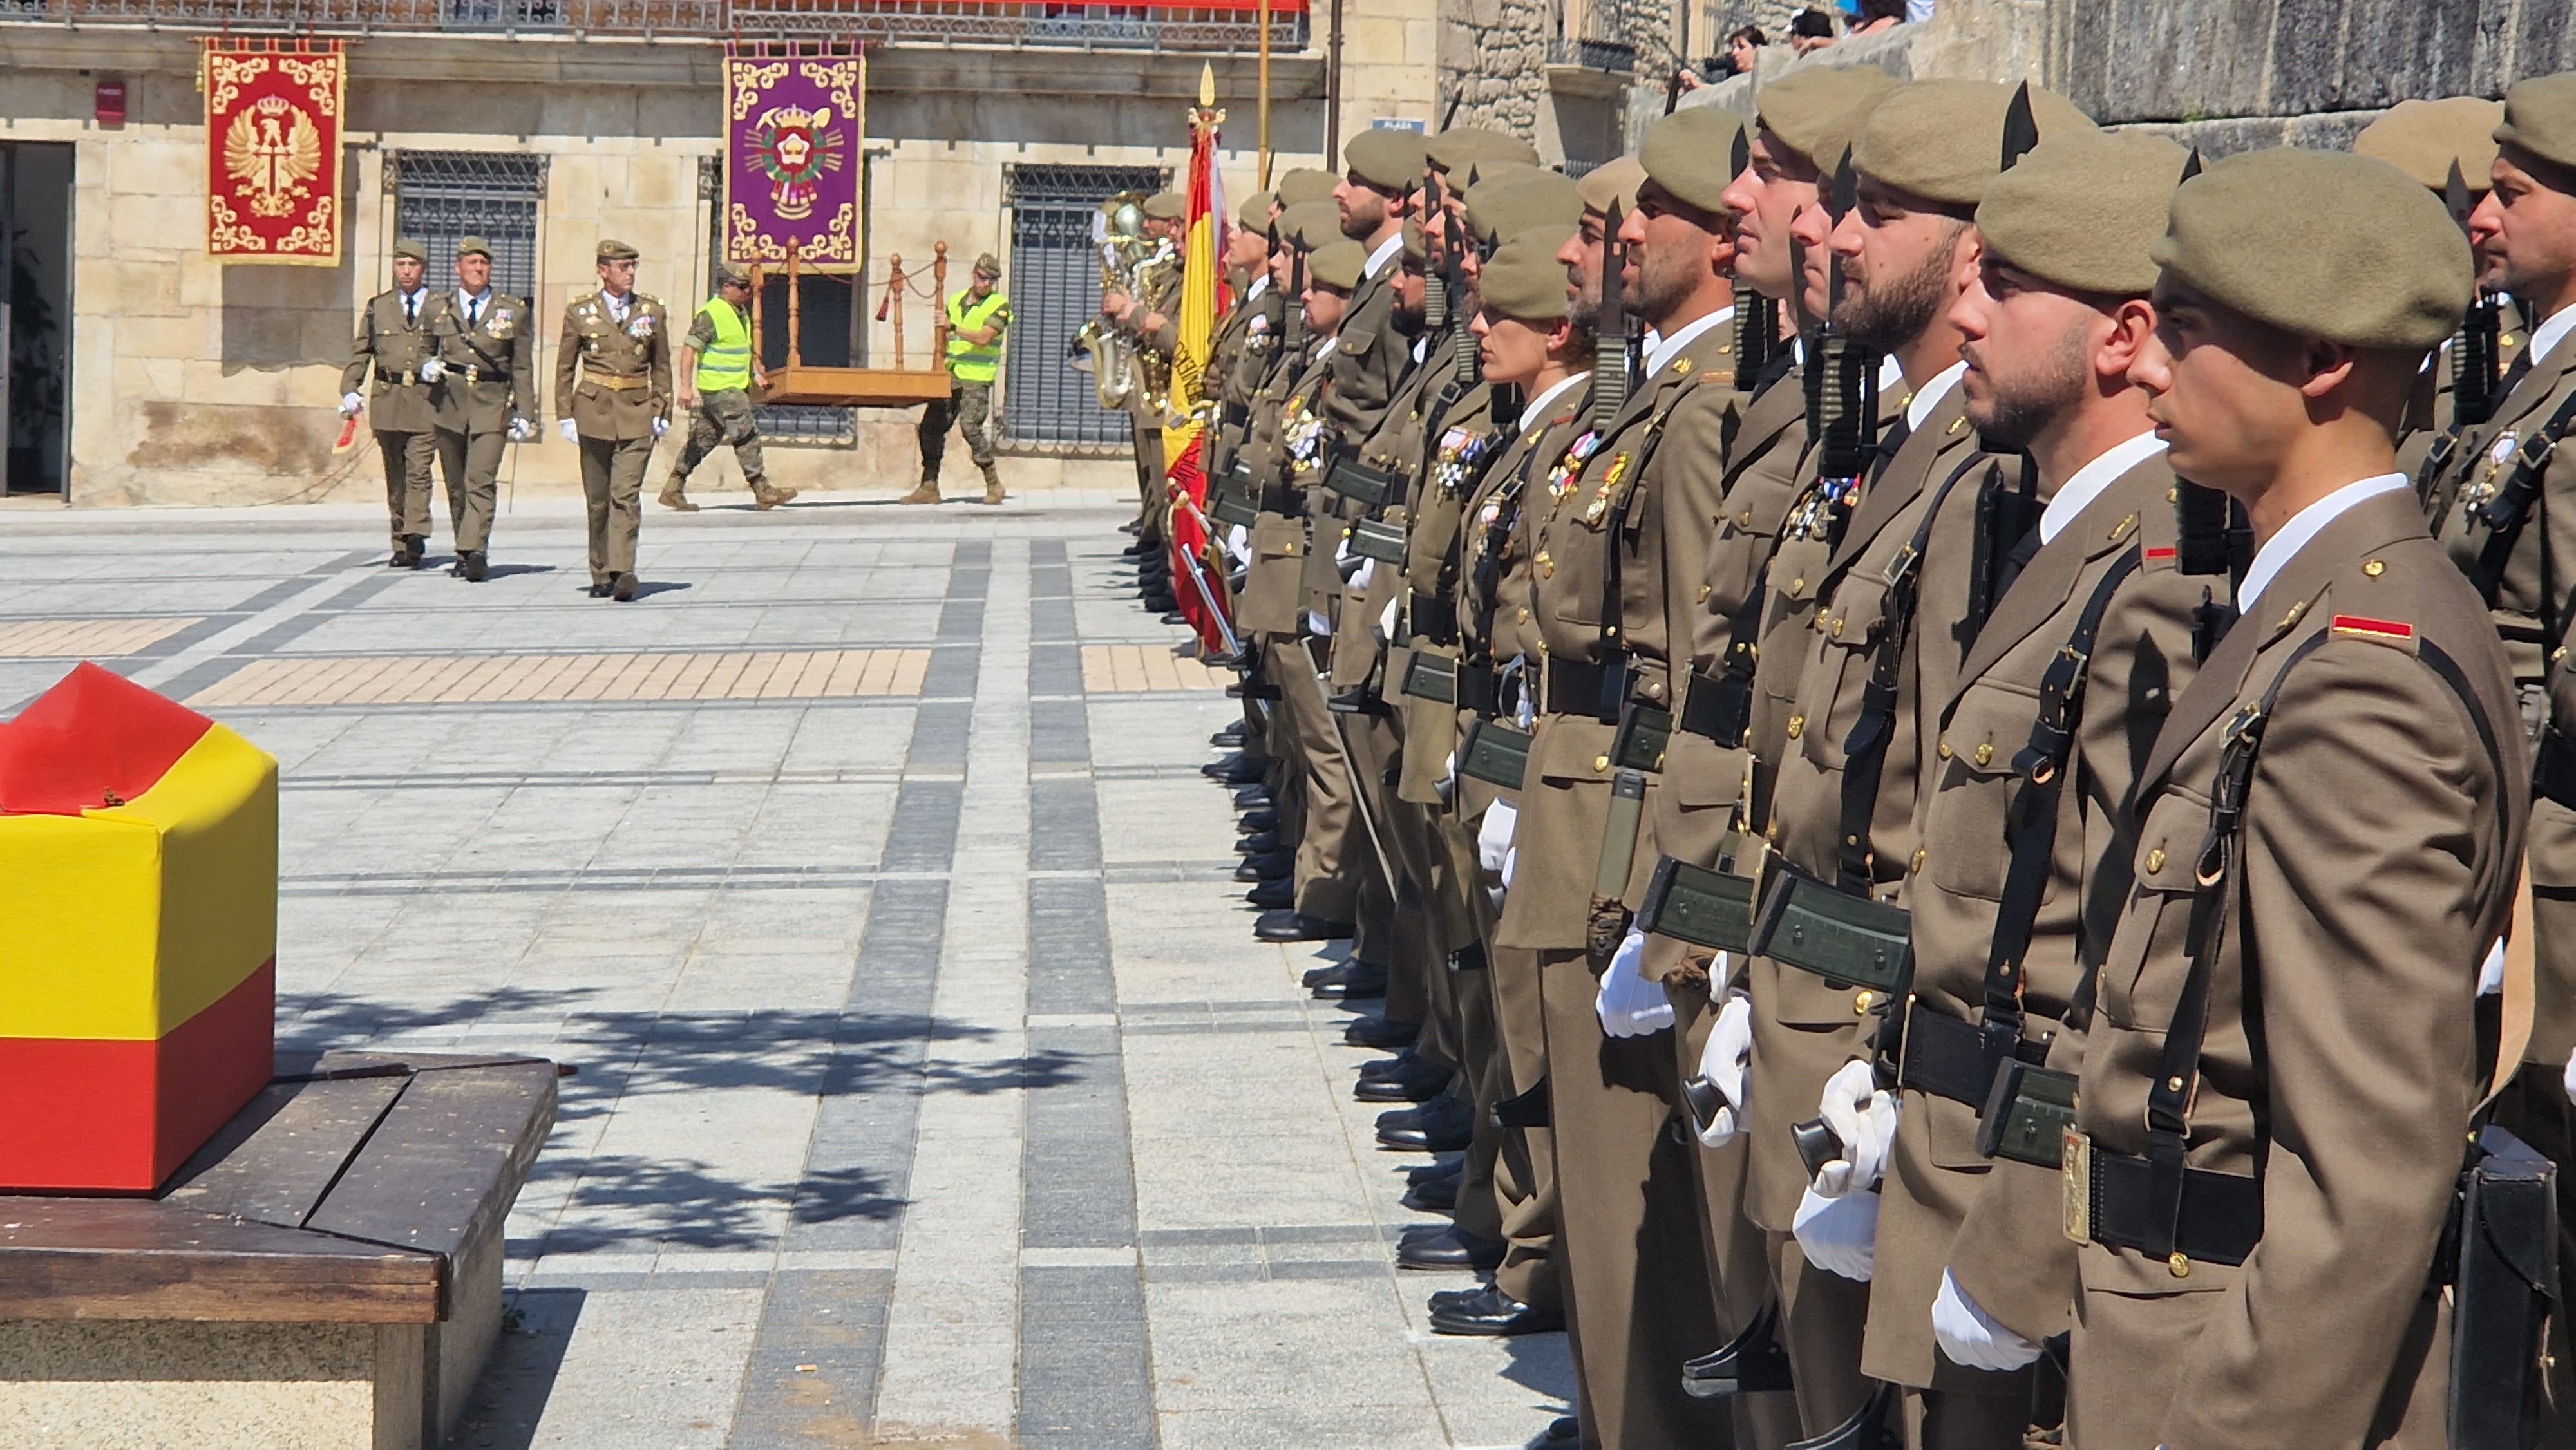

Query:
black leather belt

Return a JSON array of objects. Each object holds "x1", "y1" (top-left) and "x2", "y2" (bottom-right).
[
  {"x1": 2067, "y1": 1135, "x2": 2262, "y2": 1268},
  {"x1": 2537, "y1": 728, "x2": 2576, "y2": 813},
  {"x1": 1410, "y1": 592, "x2": 1459, "y2": 644},
  {"x1": 1679, "y1": 668, "x2": 1749, "y2": 746},
  {"x1": 1456, "y1": 662, "x2": 1501, "y2": 719},
  {"x1": 1897, "y1": 1001, "x2": 2045, "y2": 1107},
  {"x1": 1544, "y1": 655, "x2": 1621, "y2": 722}
]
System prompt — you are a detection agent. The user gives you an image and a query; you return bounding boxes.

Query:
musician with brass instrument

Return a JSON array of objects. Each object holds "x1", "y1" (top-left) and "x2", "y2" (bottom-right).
[{"x1": 1103, "y1": 191, "x2": 1189, "y2": 573}]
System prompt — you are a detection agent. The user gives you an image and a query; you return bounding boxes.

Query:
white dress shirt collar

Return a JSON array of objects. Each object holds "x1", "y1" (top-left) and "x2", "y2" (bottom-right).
[
  {"x1": 1520, "y1": 370, "x2": 1591, "y2": 431},
  {"x1": 601, "y1": 288, "x2": 632, "y2": 320},
  {"x1": 1904, "y1": 359, "x2": 1967, "y2": 431},
  {"x1": 1365, "y1": 231, "x2": 1406, "y2": 280},
  {"x1": 2530, "y1": 299, "x2": 2576, "y2": 370},
  {"x1": 2237, "y1": 473, "x2": 2409, "y2": 614},
  {"x1": 1245, "y1": 274, "x2": 1270, "y2": 301},
  {"x1": 1643, "y1": 306, "x2": 1734, "y2": 381},
  {"x1": 1316, "y1": 336, "x2": 1341, "y2": 361},
  {"x1": 2036, "y1": 431, "x2": 2166, "y2": 545}
]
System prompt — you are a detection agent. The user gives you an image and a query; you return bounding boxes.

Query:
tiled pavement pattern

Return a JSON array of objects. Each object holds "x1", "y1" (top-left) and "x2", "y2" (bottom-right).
[{"x1": 0, "y1": 493, "x2": 1572, "y2": 1449}]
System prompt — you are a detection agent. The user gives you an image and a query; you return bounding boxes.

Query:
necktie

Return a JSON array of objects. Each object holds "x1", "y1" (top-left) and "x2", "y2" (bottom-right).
[
  {"x1": 1868, "y1": 415, "x2": 1913, "y2": 480},
  {"x1": 404, "y1": 293, "x2": 417, "y2": 325},
  {"x1": 467, "y1": 296, "x2": 482, "y2": 330},
  {"x1": 1992, "y1": 525, "x2": 2043, "y2": 607},
  {"x1": 2496, "y1": 346, "x2": 2534, "y2": 400}
]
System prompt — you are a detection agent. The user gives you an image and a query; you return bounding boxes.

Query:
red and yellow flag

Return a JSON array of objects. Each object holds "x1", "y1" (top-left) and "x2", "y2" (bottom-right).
[{"x1": 1163, "y1": 66, "x2": 1235, "y2": 654}]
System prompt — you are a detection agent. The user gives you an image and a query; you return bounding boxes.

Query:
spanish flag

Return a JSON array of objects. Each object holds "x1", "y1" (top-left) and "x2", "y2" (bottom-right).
[
  {"x1": 1162, "y1": 65, "x2": 1235, "y2": 655},
  {"x1": 0, "y1": 664, "x2": 278, "y2": 1192}
]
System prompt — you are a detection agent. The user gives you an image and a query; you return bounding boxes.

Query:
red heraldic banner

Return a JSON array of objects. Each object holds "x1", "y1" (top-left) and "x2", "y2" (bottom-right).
[
  {"x1": 202, "y1": 38, "x2": 348, "y2": 265},
  {"x1": 0, "y1": 664, "x2": 279, "y2": 1192}
]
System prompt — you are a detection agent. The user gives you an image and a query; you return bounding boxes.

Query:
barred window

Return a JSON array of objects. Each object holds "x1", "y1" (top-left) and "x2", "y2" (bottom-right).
[
  {"x1": 389, "y1": 151, "x2": 547, "y2": 300},
  {"x1": 999, "y1": 162, "x2": 1167, "y2": 451}
]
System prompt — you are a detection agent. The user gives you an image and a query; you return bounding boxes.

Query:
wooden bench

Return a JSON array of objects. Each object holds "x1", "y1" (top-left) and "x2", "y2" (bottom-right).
[{"x1": 0, "y1": 1050, "x2": 557, "y2": 1449}]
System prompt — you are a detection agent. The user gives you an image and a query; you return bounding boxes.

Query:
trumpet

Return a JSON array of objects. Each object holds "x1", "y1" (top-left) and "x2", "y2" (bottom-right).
[{"x1": 1073, "y1": 192, "x2": 1153, "y2": 411}]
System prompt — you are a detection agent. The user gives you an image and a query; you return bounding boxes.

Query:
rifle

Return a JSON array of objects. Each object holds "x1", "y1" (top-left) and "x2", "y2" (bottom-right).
[
  {"x1": 1961, "y1": 85, "x2": 2046, "y2": 634},
  {"x1": 2447, "y1": 162, "x2": 2505, "y2": 429},
  {"x1": 1593, "y1": 198, "x2": 1633, "y2": 428},
  {"x1": 1789, "y1": 149, "x2": 1877, "y2": 551},
  {"x1": 1665, "y1": 66, "x2": 1687, "y2": 117}
]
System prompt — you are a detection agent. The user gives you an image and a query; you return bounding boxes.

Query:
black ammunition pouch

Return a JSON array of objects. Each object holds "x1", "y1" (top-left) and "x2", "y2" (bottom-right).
[
  {"x1": 2444, "y1": 1127, "x2": 2559, "y2": 1450},
  {"x1": 1680, "y1": 666, "x2": 1750, "y2": 748},
  {"x1": 1399, "y1": 652, "x2": 1457, "y2": 704},
  {"x1": 1457, "y1": 719, "x2": 1531, "y2": 791},
  {"x1": 1898, "y1": 999, "x2": 2047, "y2": 1110},
  {"x1": 1748, "y1": 860, "x2": 1911, "y2": 996},
  {"x1": 1611, "y1": 702, "x2": 1671, "y2": 773},
  {"x1": 1973, "y1": 1057, "x2": 2078, "y2": 1169},
  {"x1": 1349, "y1": 516, "x2": 1408, "y2": 565},
  {"x1": 1544, "y1": 654, "x2": 1625, "y2": 725},
  {"x1": 1409, "y1": 591, "x2": 1458, "y2": 645},
  {"x1": 1324, "y1": 455, "x2": 1403, "y2": 510},
  {"x1": 2535, "y1": 728, "x2": 2576, "y2": 813},
  {"x1": 1638, "y1": 855, "x2": 1756, "y2": 955},
  {"x1": 1455, "y1": 661, "x2": 1502, "y2": 718}
]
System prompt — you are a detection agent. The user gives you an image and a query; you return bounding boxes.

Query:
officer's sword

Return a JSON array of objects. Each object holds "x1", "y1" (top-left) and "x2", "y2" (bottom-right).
[{"x1": 1170, "y1": 489, "x2": 1244, "y2": 657}]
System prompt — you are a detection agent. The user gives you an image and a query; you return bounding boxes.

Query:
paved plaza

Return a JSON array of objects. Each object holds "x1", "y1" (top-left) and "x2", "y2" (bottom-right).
[{"x1": 0, "y1": 489, "x2": 1572, "y2": 1449}]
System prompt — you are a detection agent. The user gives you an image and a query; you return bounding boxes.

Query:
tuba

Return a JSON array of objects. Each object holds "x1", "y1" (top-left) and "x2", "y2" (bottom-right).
[{"x1": 1073, "y1": 192, "x2": 1151, "y2": 410}]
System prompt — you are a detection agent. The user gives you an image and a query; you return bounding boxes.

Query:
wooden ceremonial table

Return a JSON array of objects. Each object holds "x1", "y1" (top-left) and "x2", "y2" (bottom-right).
[{"x1": 0, "y1": 1051, "x2": 558, "y2": 1449}]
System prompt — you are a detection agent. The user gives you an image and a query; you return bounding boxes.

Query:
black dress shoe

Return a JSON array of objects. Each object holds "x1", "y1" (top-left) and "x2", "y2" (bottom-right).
[
  {"x1": 1209, "y1": 753, "x2": 1270, "y2": 785},
  {"x1": 1245, "y1": 878, "x2": 1294, "y2": 909},
  {"x1": 612, "y1": 572, "x2": 636, "y2": 602},
  {"x1": 1431, "y1": 1283, "x2": 1563, "y2": 1335},
  {"x1": 588, "y1": 582, "x2": 612, "y2": 598},
  {"x1": 1358, "y1": 1050, "x2": 1419, "y2": 1080},
  {"x1": 1354, "y1": 1053, "x2": 1450, "y2": 1102},
  {"x1": 1233, "y1": 849, "x2": 1291, "y2": 883},
  {"x1": 1142, "y1": 592, "x2": 1179, "y2": 614},
  {"x1": 1254, "y1": 910, "x2": 1354, "y2": 943},
  {"x1": 1302, "y1": 961, "x2": 1339, "y2": 988},
  {"x1": 1401, "y1": 1167, "x2": 1461, "y2": 1212},
  {"x1": 1233, "y1": 785, "x2": 1273, "y2": 810},
  {"x1": 1238, "y1": 809, "x2": 1280, "y2": 834},
  {"x1": 1426, "y1": 1279, "x2": 1487, "y2": 1313},
  {"x1": 1345, "y1": 1014, "x2": 1419, "y2": 1050},
  {"x1": 1160, "y1": 610, "x2": 1189, "y2": 625},
  {"x1": 1526, "y1": 1417, "x2": 1579, "y2": 1449},
  {"x1": 1235, "y1": 831, "x2": 1280, "y2": 855},
  {"x1": 1311, "y1": 961, "x2": 1388, "y2": 1001},
  {"x1": 1121, "y1": 539, "x2": 1152, "y2": 557},
  {"x1": 1405, "y1": 1153, "x2": 1462, "y2": 1185},
  {"x1": 1378, "y1": 1093, "x2": 1473, "y2": 1152},
  {"x1": 459, "y1": 549, "x2": 488, "y2": 582},
  {"x1": 1120, "y1": 519, "x2": 1142, "y2": 536},
  {"x1": 1397, "y1": 1223, "x2": 1504, "y2": 1272},
  {"x1": 1681, "y1": 1300, "x2": 1796, "y2": 1397},
  {"x1": 1211, "y1": 721, "x2": 1248, "y2": 748}
]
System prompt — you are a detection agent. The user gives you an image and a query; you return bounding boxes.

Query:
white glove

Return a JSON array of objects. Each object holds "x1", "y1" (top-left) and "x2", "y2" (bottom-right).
[
  {"x1": 1812, "y1": 1059, "x2": 1899, "y2": 1197},
  {"x1": 1305, "y1": 607, "x2": 1334, "y2": 638},
  {"x1": 499, "y1": 415, "x2": 531, "y2": 442},
  {"x1": 2562, "y1": 1042, "x2": 2576, "y2": 1106},
  {"x1": 1693, "y1": 990, "x2": 1754, "y2": 1147},
  {"x1": 1501, "y1": 844, "x2": 1517, "y2": 890},
  {"x1": 1595, "y1": 927, "x2": 1676, "y2": 1038},
  {"x1": 1933, "y1": 1270, "x2": 2042, "y2": 1371},
  {"x1": 417, "y1": 356, "x2": 445, "y2": 381},
  {"x1": 1334, "y1": 533, "x2": 1353, "y2": 568},
  {"x1": 556, "y1": 418, "x2": 578, "y2": 444},
  {"x1": 1349, "y1": 558, "x2": 1378, "y2": 592},
  {"x1": 2479, "y1": 937, "x2": 2507, "y2": 997},
  {"x1": 1477, "y1": 800, "x2": 1518, "y2": 876},
  {"x1": 652, "y1": 416, "x2": 670, "y2": 438},
  {"x1": 1792, "y1": 1183, "x2": 1879, "y2": 1281},
  {"x1": 339, "y1": 391, "x2": 365, "y2": 417},
  {"x1": 1378, "y1": 596, "x2": 1401, "y2": 641},
  {"x1": 1227, "y1": 524, "x2": 1252, "y2": 564}
]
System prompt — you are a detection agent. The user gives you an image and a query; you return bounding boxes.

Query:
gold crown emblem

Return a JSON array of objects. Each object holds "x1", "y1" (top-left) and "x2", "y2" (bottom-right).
[
  {"x1": 765, "y1": 103, "x2": 821, "y2": 130},
  {"x1": 254, "y1": 95, "x2": 291, "y2": 117}
]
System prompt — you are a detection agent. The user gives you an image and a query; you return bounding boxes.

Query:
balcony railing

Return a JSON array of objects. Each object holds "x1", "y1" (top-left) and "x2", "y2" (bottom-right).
[
  {"x1": 0, "y1": 0, "x2": 1310, "y2": 47},
  {"x1": 1548, "y1": 33, "x2": 1634, "y2": 71}
]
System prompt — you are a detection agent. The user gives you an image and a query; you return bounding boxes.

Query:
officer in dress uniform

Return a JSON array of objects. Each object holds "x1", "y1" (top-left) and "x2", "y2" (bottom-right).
[
  {"x1": 666, "y1": 262, "x2": 796, "y2": 513},
  {"x1": 424, "y1": 235, "x2": 536, "y2": 584},
  {"x1": 553, "y1": 239, "x2": 672, "y2": 603},
  {"x1": 913, "y1": 251, "x2": 1012, "y2": 505},
  {"x1": 342, "y1": 237, "x2": 448, "y2": 569},
  {"x1": 1106, "y1": 191, "x2": 1189, "y2": 560}
]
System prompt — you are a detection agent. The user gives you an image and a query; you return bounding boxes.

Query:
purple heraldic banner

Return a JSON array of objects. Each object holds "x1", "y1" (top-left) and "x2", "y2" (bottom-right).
[{"x1": 723, "y1": 44, "x2": 863, "y2": 267}]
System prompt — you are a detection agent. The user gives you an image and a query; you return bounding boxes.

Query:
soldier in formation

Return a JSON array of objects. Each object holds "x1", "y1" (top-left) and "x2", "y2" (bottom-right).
[{"x1": 1123, "y1": 65, "x2": 2576, "y2": 1450}]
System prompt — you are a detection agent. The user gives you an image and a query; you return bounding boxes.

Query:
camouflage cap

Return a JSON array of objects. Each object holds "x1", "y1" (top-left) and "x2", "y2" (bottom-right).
[
  {"x1": 1465, "y1": 169, "x2": 1582, "y2": 245},
  {"x1": 714, "y1": 262, "x2": 752, "y2": 287},
  {"x1": 390, "y1": 237, "x2": 430, "y2": 263},
  {"x1": 1976, "y1": 131, "x2": 2186, "y2": 297},
  {"x1": 2356, "y1": 96, "x2": 2505, "y2": 192},
  {"x1": 1142, "y1": 191, "x2": 1189, "y2": 221},
  {"x1": 2151, "y1": 147, "x2": 2471, "y2": 350},
  {"x1": 973, "y1": 252, "x2": 1001, "y2": 277},
  {"x1": 1478, "y1": 225, "x2": 1579, "y2": 322},
  {"x1": 1281, "y1": 200, "x2": 1343, "y2": 251},
  {"x1": 1309, "y1": 239, "x2": 1368, "y2": 291},
  {"x1": 1754, "y1": 64, "x2": 1899, "y2": 170},
  {"x1": 2494, "y1": 72, "x2": 2576, "y2": 175},
  {"x1": 1853, "y1": 80, "x2": 2096, "y2": 208},
  {"x1": 1347, "y1": 127, "x2": 1430, "y2": 193},
  {"x1": 456, "y1": 235, "x2": 495, "y2": 260},
  {"x1": 1238, "y1": 190, "x2": 1277, "y2": 234},
  {"x1": 1276, "y1": 168, "x2": 1340, "y2": 206},
  {"x1": 1639, "y1": 106, "x2": 1747, "y2": 215},
  {"x1": 595, "y1": 238, "x2": 640, "y2": 262},
  {"x1": 1575, "y1": 156, "x2": 1647, "y2": 216},
  {"x1": 1427, "y1": 128, "x2": 1541, "y2": 174}
]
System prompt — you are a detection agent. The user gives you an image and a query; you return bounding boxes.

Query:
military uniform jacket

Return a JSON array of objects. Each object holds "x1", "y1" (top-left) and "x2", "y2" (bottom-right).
[
  {"x1": 2069, "y1": 487, "x2": 2521, "y2": 1449},
  {"x1": 1322, "y1": 256, "x2": 1414, "y2": 440},
  {"x1": 343, "y1": 288, "x2": 450, "y2": 435},
  {"x1": 428, "y1": 290, "x2": 536, "y2": 437},
  {"x1": 555, "y1": 291, "x2": 674, "y2": 442},
  {"x1": 1868, "y1": 447, "x2": 2204, "y2": 1384},
  {"x1": 1397, "y1": 378, "x2": 1504, "y2": 806},
  {"x1": 2420, "y1": 321, "x2": 2576, "y2": 692},
  {"x1": 1239, "y1": 341, "x2": 1336, "y2": 637},
  {"x1": 1493, "y1": 327, "x2": 1737, "y2": 951},
  {"x1": 1741, "y1": 379, "x2": 1981, "y2": 1230},
  {"x1": 1327, "y1": 329, "x2": 1450, "y2": 687},
  {"x1": 1206, "y1": 281, "x2": 1286, "y2": 477},
  {"x1": 2396, "y1": 301, "x2": 2530, "y2": 482}
]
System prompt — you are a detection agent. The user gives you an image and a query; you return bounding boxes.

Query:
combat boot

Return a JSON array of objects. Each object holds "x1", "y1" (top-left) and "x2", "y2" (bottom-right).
[
  {"x1": 896, "y1": 477, "x2": 942, "y2": 505},
  {"x1": 657, "y1": 476, "x2": 698, "y2": 512},
  {"x1": 980, "y1": 462, "x2": 1005, "y2": 505},
  {"x1": 753, "y1": 483, "x2": 799, "y2": 511}
]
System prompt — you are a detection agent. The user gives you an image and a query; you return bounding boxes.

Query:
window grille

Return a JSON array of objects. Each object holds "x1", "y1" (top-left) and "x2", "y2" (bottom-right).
[
  {"x1": 999, "y1": 162, "x2": 1166, "y2": 451},
  {"x1": 388, "y1": 151, "x2": 547, "y2": 301}
]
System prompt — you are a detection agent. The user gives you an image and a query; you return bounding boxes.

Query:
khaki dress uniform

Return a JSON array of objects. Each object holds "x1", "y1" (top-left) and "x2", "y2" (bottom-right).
[
  {"x1": 427, "y1": 274, "x2": 536, "y2": 570},
  {"x1": 1121, "y1": 234, "x2": 1184, "y2": 544},
  {"x1": 1496, "y1": 317, "x2": 1741, "y2": 1450},
  {"x1": 341, "y1": 274, "x2": 448, "y2": 561},
  {"x1": 554, "y1": 278, "x2": 674, "y2": 593}
]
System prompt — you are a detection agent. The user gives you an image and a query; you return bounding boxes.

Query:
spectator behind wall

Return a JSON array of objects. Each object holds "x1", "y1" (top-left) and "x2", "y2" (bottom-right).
[{"x1": 1788, "y1": 7, "x2": 1836, "y2": 52}]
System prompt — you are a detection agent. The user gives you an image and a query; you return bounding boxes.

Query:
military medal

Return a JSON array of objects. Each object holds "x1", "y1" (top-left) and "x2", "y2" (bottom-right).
[
  {"x1": 2466, "y1": 430, "x2": 2517, "y2": 510},
  {"x1": 1547, "y1": 429, "x2": 1602, "y2": 503},
  {"x1": 1583, "y1": 451, "x2": 1633, "y2": 524}
]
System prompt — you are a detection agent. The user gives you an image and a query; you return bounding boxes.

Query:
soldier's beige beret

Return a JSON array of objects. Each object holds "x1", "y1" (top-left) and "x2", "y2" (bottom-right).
[
  {"x1": 1576, "y1": 156, "x2": 1647, "y2": 216},
  {"x1": 1640, "y1": 106, "x2": 1747, "y2": 214},
  {"x1": 2356, "y1": 96, "x2": 2504, "y2": 192},
  {"x1": 2494, "y1": 72, "x2": 2576, "y2": 174},
  {"x1": 1309, "y1": 239, "x2": 1368, "y2": 291},
  {"x1": 1466, "y1": 169, "x2": 1582, "y2": 245},
  {"x1": 1347, "y1": 127, "x2": 1430, "y2": 193},
  {"x1": 456, "y1": 235, "x2": 494, "y2": 260},
  {"x1": 1461, "y1": 159, "x2": 1537, "y2": 191},
  {"x1": 1142, "y1": 191, "x2": 1189, "y2": 221},
  {"x1": 391, "y1": 237, "x2": 430, "y2": 263},
  {"x1": 714, "y1": 262, "x2": 751, "y2": 287},
  {"x1": 973, "y1": 252, "x2": 1001, "y2": 276},
  {"x1": 1478, "y1": 225, "x2": 1578, "y2": 321},
  {"x1": 2151, "y1": 147, "x2": 2471, "y2": 350},
  {"x1": 1854, "y1": 80, "x2": 2096, "y2": 208},
  {"x1": 1428, "y1": 128, "x2": 1541, "y2": 174},
  {"x1": 1238, "y1": 191, "x2": 1277, "y2": 234},
  {"x1": 1976, "y1": 131, "x2": 2186, "y2": 297},
  {"x1": 1756, "y1": 64, "x2": 1900, "y2": 169},
  {"x1": 595, "y1": 238, "x2": 640, "y2": 263},
  {"x1": 1281, "y1": 200, "x2": 1342, "y2": 251},
  {"x1": 1276, "y1": 168, "x2": 1340, "y2": 206}
]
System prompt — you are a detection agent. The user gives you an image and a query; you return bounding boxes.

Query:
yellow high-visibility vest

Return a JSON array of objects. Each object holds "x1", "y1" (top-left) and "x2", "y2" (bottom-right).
[
  {"x1": 945, "y1": 290, "x2": 1009, "y2": 384},
  {"x1": 694, "y1": 297, "x2": 753, "y2": 393}
]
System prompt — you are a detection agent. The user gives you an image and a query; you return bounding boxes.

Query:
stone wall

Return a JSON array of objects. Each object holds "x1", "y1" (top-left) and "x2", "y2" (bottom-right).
[{"x1": 1440, "y1": 0, "x2": 1552, "y2": 140}]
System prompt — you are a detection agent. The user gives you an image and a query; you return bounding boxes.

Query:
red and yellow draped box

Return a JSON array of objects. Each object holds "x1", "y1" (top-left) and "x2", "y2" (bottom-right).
[{"x1": 0, "y1": 664, "x2": 278, "y2": 1192}]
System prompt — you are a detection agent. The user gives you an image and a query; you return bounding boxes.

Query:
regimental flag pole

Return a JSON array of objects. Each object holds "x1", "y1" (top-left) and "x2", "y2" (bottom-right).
[{"x1": 1163, "y1": 64, "x2": 1236, "y2": 657}]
